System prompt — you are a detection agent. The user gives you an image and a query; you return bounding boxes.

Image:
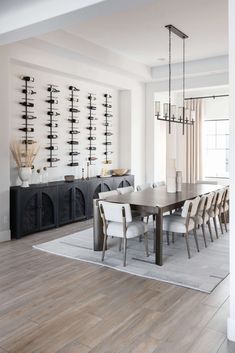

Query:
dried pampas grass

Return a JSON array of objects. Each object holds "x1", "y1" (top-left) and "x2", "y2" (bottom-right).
[{"x1": 10, "y1": 141, "x2": 39, "y2": 168}]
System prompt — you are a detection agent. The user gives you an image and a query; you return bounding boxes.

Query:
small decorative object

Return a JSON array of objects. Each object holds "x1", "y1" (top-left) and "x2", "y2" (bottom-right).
[
  {"x1": 166, "y1": 158, "x2": 176, "y2": 193},
  {"x1": 10, "y1": 141, "x2": 39, "y2": 187},
  {"x1": 101, "y1": 164, "x2": 110, "y2": 177},
  {"x1": 81, "y1": 168, "x2": 85, "y2": 180},
  {"x1": 64, "y1": 175, "x2": 75, "y2": 182},
  {"x1": 86, "y1": 161, "x2": 90, "y2": 180},
  {"x1": 112, "y1": 168, "x2": 129, "y2": 176},
  {"x1": 176, "y1": 171, "x2": 182, "y2": 192}
]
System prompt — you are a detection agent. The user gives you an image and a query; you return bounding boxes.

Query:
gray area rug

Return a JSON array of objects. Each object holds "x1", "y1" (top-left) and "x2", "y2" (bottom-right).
[{"x1": 33, "y1": 224, "x2": 229, "y2": 293}]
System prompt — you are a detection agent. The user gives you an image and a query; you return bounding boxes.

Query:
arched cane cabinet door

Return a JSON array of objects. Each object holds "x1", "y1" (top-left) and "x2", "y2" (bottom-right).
[
  {"x1": 41, "y1": 192, "x2": 55, "y2": 228},
  {"x1": 74, "y1": 187, "x2": 86, "y2": 220},
  {"x1": 103, "y1": 183, "x2": 111, "y2": 192},
  {"x1": 21, "y1": 191, "x2": 39, "y2": 235},
  {"x1": 93, "y1": 184, "x2": 102, "y2": 199},
  {"x1": 59, "y1": 185, "x2": 73, "y2": 225}
]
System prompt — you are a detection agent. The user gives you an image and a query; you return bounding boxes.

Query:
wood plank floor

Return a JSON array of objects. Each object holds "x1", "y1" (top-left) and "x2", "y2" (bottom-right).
[{"x1": 0, "y1": 220, "x2": 234, "y2": 353}]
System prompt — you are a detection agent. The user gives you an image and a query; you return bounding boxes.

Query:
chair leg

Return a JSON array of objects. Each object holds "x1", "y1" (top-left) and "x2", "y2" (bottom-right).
[
  {"x1": 218, "y1": 215, "x2": 224, "y2": 234},
  {"x1": 119, "y1": 238, "x2": 122, "y2": 251},
  {"x1": 102, "y1": 233, "x2": 108, "y2": 262},
  {"x1": 207, "y1": 220, "x2": 214, "y2": 242},
  {"x1": 172, "y1": 232, "x2": 175, "y2": 244},
  {"x1": 144, "y1": 233, "x2": 149, "y2": 257},
  {"x1": 193, "y1": 228, "x2": 200, "y2": 252},
  {"x1": 123, "y1": 238, "x2": 127, "y2": 267},
  {"x1": 213, "y1": 217, "x2": 219, "y2": 239},
  {"x1": 201, "y1": 224, "x2": 207, "y2": 248},
  {"x1": 185, "y1": 232, "x2": 191, "y2": 259},
  {"x1": 166, "y1": 231, "x2": 170, "y2": 245},
  {"x1": 222, "y1": 212, "x2": 228, "y2": 232}
]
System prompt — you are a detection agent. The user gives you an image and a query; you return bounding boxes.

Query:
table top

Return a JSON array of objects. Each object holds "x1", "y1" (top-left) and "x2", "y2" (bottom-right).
[{"x1": 106, "y1": 183, "x2": 224, "y2": 211}]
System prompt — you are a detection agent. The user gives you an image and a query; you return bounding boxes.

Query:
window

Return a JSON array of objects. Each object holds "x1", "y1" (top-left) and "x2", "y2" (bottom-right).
[{"x1": 203, "y1": 119, "x2": 229, "y2": 178}]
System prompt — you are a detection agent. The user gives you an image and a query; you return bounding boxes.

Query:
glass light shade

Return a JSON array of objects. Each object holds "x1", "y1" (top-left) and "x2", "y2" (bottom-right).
[
  {"x1": 155, "y1": 101, "x2": 161, "y2": 115},
  {"x1": 171, "y1": 105, "x2": 176, "y2": 117},
  {"x1": 163, "y1": 103, "x2": 169, "y2": 116}
]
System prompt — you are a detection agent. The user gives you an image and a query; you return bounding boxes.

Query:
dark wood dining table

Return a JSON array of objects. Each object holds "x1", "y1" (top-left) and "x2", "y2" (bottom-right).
[{"x1": 93, "y1": 183, "x2": 223, "y2": 266}]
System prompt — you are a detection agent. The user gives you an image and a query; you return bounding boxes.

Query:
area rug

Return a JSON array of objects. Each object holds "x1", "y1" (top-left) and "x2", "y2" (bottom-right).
[{"x1": 33, "y1": 225, "x2": 229, "y2": 293}]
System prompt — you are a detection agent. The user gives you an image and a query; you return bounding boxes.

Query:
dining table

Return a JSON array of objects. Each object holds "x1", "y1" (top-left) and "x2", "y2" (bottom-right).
[{"x1": 93, "y1": 183, "x2": 223, "y2": 266}]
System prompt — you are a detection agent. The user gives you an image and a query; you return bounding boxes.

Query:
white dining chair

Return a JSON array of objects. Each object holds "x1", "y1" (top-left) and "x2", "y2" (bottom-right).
[
  {"x1": 163, "y1": 196, "x2": 201, "y2": 258},
  {"x1": 153, "y1": 181, "x2": 166, "y2": 188},
  {"x1": 99, "y1": 201, "x2": 149, "y2": 266},
  {"x1": 136, "y1": 183, "x2": 152, "y2": 191},
  {"x1": 117, "y1": 186, "x2": 134, "y2": 195},
  {"x1": 221, "y1": 187, "x2": 229, "y2": 232},
  {"x1": 202, "y1": 192, "x2": 215, "y2": 243},
  {"x1": 209, "y1": 189, "x2": 225, "y2": 238},
  {"x1": 194, "y1": 195, "x2": 210, "y2": 248},
  {"x1": 98, "y1": 190, "x2": 119, "y2": 199}
]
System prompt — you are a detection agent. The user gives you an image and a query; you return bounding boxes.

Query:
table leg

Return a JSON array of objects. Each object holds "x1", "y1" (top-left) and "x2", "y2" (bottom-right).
[
  {"x1": 155, "y1": 209, "x2": 163, "y2": 266},
  {"x1": 93, "y1": 199, "x2": 104, "y2": 251}
]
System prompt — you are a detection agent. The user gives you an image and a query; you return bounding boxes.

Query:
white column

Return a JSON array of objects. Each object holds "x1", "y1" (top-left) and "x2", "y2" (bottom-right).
[{"x1": 228, "y1": 0, "x2": 235, "y2": 341}]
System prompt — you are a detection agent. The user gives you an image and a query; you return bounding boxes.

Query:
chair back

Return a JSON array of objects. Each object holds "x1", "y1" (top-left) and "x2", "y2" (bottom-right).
[
  {"x1": 117, "y1": 186, "x2": 134, "y2": 195},
  {"x1": 153, "y1": 181, "x2": 166, "y2": 188},
  {"x1": 181, "y1": 196, "x2": 200, "y2": 218},
  {"x1": 98, "y1": 190, "x2": 118, "y2": 200},
  {"x1": 99, "y1": 201, "x2": 132, "y2": 223},
  {"x1": 198, "y1": 195, "x2": 207, "y2": 213},
  {"x1": 136, "y1": 183, "x2": 152, "y2": 191},
  {"x1": 205, "y1": 192, "x2": 215, "y2": 211},
  {"x1": 216, "y1": 189, "x2": 225, "y2": 207}
]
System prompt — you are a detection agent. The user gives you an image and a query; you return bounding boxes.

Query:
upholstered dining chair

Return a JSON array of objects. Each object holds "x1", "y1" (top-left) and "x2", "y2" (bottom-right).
[
  {"x1": 117, "y1": 186, "x2": 134, "y2": 194},
  {"x1": 98, "y1": 190, "x2": 119, "y2": 199},
  {"x1": 136, "y1": 183, "x2": 152, "y2": 191},
  {"x1": 153, "y1": 181, "x2": 166, "y2": 188},
  {"x1": 99, "y1": 201, "x2": 149, "y2": 266},
  {"x1": 163, "y1": 196, "x2": 201, "y2": 258},
  {"x1": 209, "y1": 189, "x2": 225, "y2": 238},
  {"x1": 194, "y1": 194, "x2": 214, "y2": 248},
  {"x1": 221, "y1": 187, "x2": 229, "y2": 232}
]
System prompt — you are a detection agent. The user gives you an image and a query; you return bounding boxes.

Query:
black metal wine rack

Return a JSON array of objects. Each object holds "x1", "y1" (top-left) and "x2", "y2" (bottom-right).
[
  {"x1": 20, "y1": 76, "x2": 36, "y2": 152},
  {"x1": 68, "y1": 86, "x2": 80, "y2": 167},
  {"x1": 87, "y1": 93, "x2": 97, "y2": 165},
  {"x1": 46, "y1": 84, "x2": 60, "y2": 167},
  {"x1": 103, "y1": 93, "x2": 113, "y2": 164}
]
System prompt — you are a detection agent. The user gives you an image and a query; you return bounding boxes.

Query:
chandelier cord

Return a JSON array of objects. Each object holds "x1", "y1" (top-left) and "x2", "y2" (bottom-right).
[
  {"x1": 183, "y1": 37, "x2": 185, "y2": 135},
  {"x1": 169, "y1": 27, "x2": 172, "y2": 134}
]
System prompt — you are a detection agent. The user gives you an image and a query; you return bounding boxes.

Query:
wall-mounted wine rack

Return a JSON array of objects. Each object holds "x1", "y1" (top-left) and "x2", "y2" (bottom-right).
[
  {"x1": 46, "y1": 84, "x2": 60, "y2": 167},
  {"x1": 20, "y1": 76, "x2": 36, "y2": 152},
  {"x1": 87, "y1": 93, "x2": 97, "y2": 165},
  {"x1": 68, "y1": 85, "x2": 80, "y2": 167},
  {"x1": 103, "y1": 93, "x2": 113, "y2": 164}
]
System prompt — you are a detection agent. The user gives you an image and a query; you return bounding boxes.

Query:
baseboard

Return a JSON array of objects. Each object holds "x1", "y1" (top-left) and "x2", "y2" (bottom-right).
[
  {"x1": 228, "y1": 317, "x2": 235, "y2": 341},
  {"x1": 0, "y1": 229, "x2": 11, "y2": 242}
]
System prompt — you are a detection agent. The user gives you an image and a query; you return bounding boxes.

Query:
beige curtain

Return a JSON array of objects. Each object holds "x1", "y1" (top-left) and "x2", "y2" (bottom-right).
[{"x1": 185, "y1": 99, "x2": 203, "y2": 183}]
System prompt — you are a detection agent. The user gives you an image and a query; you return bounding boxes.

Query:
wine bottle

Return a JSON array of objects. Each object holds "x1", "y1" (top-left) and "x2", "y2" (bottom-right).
[
  {"x1": 103, "y1": 142, "x2": 112, "y2": 145},
  {"x1": 103, "y1": 122, "x2": 112, "y2": 127},
  {"x1": 68, "y1": 118, "x2": 79, "y2": 123},
  {"x1": 22, "y1": 139, "x2": 36, "y2": 144},
  {"x1": 20, "y1": 102, "x2": 34, "y2": 107},
  {"x1": 88, "y1": 116, "x2": 98, "y2": 120},
  {"x1": 104, "y1": 94, "x2": 112, "y2": 98},
  {"x1": 68, "y1": 162, "x2": 79, "y2": 166},
  {"x1": 104, "y1": 132, "x2": 113, "y2": 136},
  {"x1": 69, "y1": 130, "x2": 80, "y2": 134},
  {"x1": 69, "y1": 98, "x2": 79, "y2": 102},
  {"x1": 19, "y1": 127, "x2": 34, "y2": 132},
  {"x1": 46, "y1": 123, "x2": 58, "y2": 128},
  {"x1": 88, "y1": 136, "x2": 96, "y2": 140},
  {"x1": 22, "y1": 89, "x2": 36, "y2": 95},
  {"x1": 69, "y1": 152, "x2": 80, "y2": 156},
  {"x1": 104, "y1": 113, "x2": 113, "y2": 117},
  {"x1": 103, "y1": 104, "x2": 112, "y2": 108},
  {"x1": 88, "y1": 95, "x2": 96, "y2": 100},
  {"x1": 88, "y1": 106, "x2": 96, "y2": 110},
  {"x1": 87, "y1": 147, "x2": 96, "y2": 150},
  {"x1": 104, "y1": 151, "x2": 113, "y2": 155},
  {"x1": 47, "y1": 134, "x2": 58, "y2": 139},
  {"x1": 48, "y1": 87, "x2": 60, "y2": 93},
  {"x1": 69, "y1": 108, "x2": 80, "y2": 113},
  {"x1": 21, "y1": 76, "x2": 34, "y2": 82},
  {"x1": 47, "y1": 111, "x2": 60, "y2": 116},
  {"x1": 88, "y1": 157, "x2": 98, "y2": 161},
  {"x1": 45, "y1": 146, "x2": 58, "y2": 150},
  {"x1": 86, "y1": 126, "x2": 96, "y2": 131},
  {"x1": 68, "y1": 141, "x2": 79, "y2": 145},
  {"x1": 22, "y1": 115, "x2": 37, "y2": 120},
  {"x1": 47, "y1": 157, "x2": 60, "y2": 162},
  {"x1": 46, "y1": 99, "x2": 58, "y2": 104},
  {"x1": 69, "y1": 86, "x2": 80, "y2": 91}
]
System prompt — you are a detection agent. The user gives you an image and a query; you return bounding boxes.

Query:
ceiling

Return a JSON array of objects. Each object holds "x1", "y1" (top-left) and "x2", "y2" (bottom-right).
[{"x1": 65, "y1": 0, "x2": 228, "y2": 66}]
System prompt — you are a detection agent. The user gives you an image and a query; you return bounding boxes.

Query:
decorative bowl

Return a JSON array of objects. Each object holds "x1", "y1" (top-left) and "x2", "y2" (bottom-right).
[
  {"x1": 112, "y1": 168, "x2": 129, "y2": 176},
  {"x1": 64, "y1": 175, "x2": 75, "y2": 182}
]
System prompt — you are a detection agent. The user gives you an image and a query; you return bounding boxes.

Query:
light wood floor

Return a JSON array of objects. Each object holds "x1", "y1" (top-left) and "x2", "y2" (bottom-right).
[{"x1": 0, "y1": 220, "x2": 234, "y2": 353}]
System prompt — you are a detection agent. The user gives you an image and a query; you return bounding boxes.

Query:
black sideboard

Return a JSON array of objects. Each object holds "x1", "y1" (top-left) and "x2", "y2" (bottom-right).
[{"x1": 10, "y1": 175, "x2": 134, "y2": 239}]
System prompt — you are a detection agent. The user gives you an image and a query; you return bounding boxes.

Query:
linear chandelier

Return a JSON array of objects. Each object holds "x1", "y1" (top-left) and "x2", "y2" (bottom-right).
[{"x1": 155, "y1": 25, "x2": 194, "y2": 134}]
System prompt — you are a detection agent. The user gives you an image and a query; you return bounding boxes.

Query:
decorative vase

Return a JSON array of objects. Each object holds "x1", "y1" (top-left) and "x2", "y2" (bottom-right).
[
  {"x1": 18, "y1": 167, "x2": 32, "y2": 188},
  {"x1": 176, "y1": 171, "x2": 182, "y2": 192}
]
